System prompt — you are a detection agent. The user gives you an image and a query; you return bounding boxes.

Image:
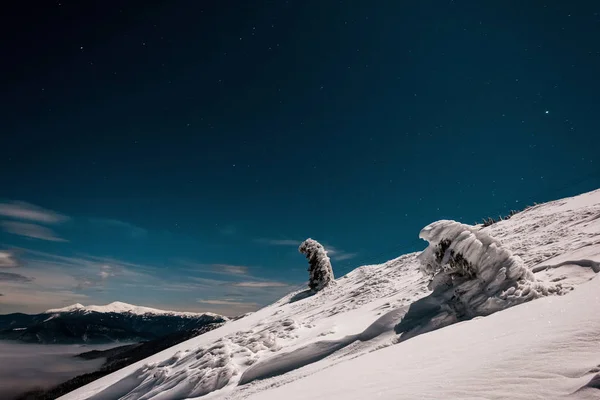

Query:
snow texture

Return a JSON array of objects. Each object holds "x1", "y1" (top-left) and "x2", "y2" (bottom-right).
[
  {"x1": 250, "y1": 274, "x2": 600, "y2": 400},
  {"x1": 417, "y1": 220, "x2": 562, "y2": 319},
  {"x1": 299, "y1": 238, "x2": 334, "y2": 292},
  {"x1": 60, "y1": 188, "x2": 600, "y2": 400}
]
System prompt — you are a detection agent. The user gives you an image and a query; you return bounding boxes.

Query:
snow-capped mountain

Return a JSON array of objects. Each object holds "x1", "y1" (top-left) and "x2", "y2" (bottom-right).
[
  {"x1": 61, "y1": 189, "x2": 600, "y2": 400},
  {"x1": 46, "y1": 301, "x2": 222, "y2": 318},
  {"x1": 0, "y1": 302, "x2": 227, "y2": 344}
]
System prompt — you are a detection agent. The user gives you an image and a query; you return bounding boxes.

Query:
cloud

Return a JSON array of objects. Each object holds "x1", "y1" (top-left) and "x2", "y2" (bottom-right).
[
  {"x1": 2, "y1": 247, "x2": 292, "y2": 316},
  {"x1": 197, "y1": 299, "x2": 259, "y2": 307},
  {"x1": 0, "y1": 251, "x2": 20, "y2": 268},
  {"x1": 0, "y1": 249, "x2": 164, "y2": 313},
  {"x1": 255, "y1": 238, "x2": 300, "y2": 246},
  {"x1": 75, "y1": 279, "x2": 95, "y2": 290},
  {"x1": 0, "y1": 272, "x2": 33, "y2": 283},
  {"x1": 13, "y1": 248, "x2": 154, "y2": 292},
  {"x1": 1, "y1": 221, "x2": 68, "y2": 242},
  {"x1": 0, "y1": 201, "x2": 69, "y2": 241},
  {"x1": 0, "y1": 288, "x2": 88, "y2": 314},
  {"x1": 0, "y1": 201, "x2": 68, "y2": 224},
  {"x1": 155, "y1": 283, "x2": 208, "y2": 292},
  {"x1": 230, "y1": 281, "x2": 289, "y2": 288},
  {"x1": 330, "y1": 252, "x2": 358, "y2": 261},
  {"x1": 324, "y1": 245, "x2": 358, "y2": 261},
  {"x1": 211, "y1": 264, "x2": 249, "y2": 275},
  {"x1": 88, "y1": 218, "x2": 147, "y2": 239},
  {"x1": 99, "y1": 265, "x2": 115, "y2": 279},
  {"x1": 83, "y1": 255, "x2": 159, "y2": 273},
  {"x1": 177, "y1": 261, "x2": 253, "y2": 277}
]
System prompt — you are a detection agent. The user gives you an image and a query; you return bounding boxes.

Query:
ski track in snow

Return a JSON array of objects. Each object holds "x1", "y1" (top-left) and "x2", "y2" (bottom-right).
[{"x1": 61, "y1": 189, "x2": 600, "y2": 400}]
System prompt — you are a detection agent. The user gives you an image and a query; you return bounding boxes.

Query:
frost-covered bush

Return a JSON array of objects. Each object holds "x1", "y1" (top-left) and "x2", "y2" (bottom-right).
[
  {"x1": 299, "y1": 238, "x2": 334, "y2": 292},
  {"x1": 417, "y1": 220, "x2": 561, "y2": 319},
  {"x1": 482, "y1": 217, "x2": 498, "y2": 227},
  {"x1": 481, "y1": 209, "x2": 522, "y2": 227}
]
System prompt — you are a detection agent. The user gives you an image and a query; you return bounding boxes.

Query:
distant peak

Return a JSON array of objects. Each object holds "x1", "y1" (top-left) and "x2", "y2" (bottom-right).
[{"x1": 45, "y1": 302, "x2": 225, "y2": 319}]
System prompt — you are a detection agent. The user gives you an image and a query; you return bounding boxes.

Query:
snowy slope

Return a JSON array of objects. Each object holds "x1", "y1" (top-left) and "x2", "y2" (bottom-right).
[
  {"x1": 61, "y1": 188, "x2": 600, "y2": 400},
  {"x1": 46, "y1": 301, "x2": 223, "y2": 318},
  {"x1": 249, "y1": 275, "x2": 600, "y2": 400}
]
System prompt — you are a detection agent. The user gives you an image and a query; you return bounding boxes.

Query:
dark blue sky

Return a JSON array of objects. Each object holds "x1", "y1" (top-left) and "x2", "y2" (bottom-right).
[{"x1": 1, "y1": 1, "x2": 599, "y2": 315}]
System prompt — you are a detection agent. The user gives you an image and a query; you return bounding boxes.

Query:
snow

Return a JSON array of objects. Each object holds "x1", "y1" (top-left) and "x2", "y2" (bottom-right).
[
  {"x1": 417, "y1": 220, "x2": 561, "y2": 320},
  {"x1": 60, "y1": 188, "x2": 600, "y2": 400},
  {"x1": 250, "y1": 274, "x2": 600, "y2": 400},
  {"x1": 46, "y1": 301, "x2": 224, "y2": 319}
]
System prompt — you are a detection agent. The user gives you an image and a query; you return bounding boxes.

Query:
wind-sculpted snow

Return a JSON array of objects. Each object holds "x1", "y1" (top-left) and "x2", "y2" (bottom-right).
[
  {"x1": 239, "y1": 307, "x2": 408, "y2": 384},
  {"x1": 83, "y1": 318, "x2": 304, "y2": 400},
  {"x1": 417, "y1": 220, "x2": 563, "y2": 318}
]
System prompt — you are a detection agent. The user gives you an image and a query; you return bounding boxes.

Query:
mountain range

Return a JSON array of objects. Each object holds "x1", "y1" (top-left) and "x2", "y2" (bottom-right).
[{"x1": 0, "y1": 301, "x2": 227, "y2": 344}]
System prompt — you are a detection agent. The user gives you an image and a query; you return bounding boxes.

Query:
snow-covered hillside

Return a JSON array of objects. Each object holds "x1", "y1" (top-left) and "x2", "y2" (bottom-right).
[
  {"x1": 61, "y1": 189, "x2": 600, "y2": 400},
  {"x1": 46, "y1": 301, "x2": 223, "y2": 318}
]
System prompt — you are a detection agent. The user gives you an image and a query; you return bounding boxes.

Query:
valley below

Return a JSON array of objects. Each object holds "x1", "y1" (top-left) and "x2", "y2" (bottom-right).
[{"x1": 0, "y1": 341, "x2": 120, "y2": 400}]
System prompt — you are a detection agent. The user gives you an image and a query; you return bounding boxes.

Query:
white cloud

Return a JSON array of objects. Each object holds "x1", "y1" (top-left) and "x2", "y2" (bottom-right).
[
  {"x1": 155, "y1": 283, "x2": 208, "y2": 292},
  {"x1": 0, "y1": 201, "x2": 68, "y2": 224},
  {"x1": 255, "y1": 238, "x2": 301, "y2": 246},
  {"x1": 330, "y1": 252, "x2": 358, "y2": 261},
  {"x1": 188, "y1": 276, "x2": 231, "y2": 287},
  {"x1": 231, "y1": 281, "x2": 289, "y2": 288},
  {"x1": 197, "y1": 299, "x2": 258, "y2": 307},
  {"x1": 13, "y1": 248, "x2": 155, "y2": 292},
  {"x1": 99, "y1": 265, "x2": 115, "y2": 279},
  {"x1": 0, "y1": 251, "x2": 19, "y2": 268},
  {"x1": 88, "y1": 218, "x2": 148, "y2": 238},
  {"x1": 211, "y1": 264, "x2": 249, "y2": 275},
  {"x1": 0, "y1": 288, "x2": 88, "y2": 314},
  {"x1": 324, "y1": 245, "x2": 358, "y2": 261},
  {"x1": 177, "y1": 261, "x2": 254, "y2": 277},
  {"x1": 1, "y1": 221, "x2": 67, "y2": 242}
]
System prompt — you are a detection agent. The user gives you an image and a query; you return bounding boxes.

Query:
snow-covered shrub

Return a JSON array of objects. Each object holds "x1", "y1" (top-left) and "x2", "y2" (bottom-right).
[
  {"x1": 482, "y1": 217, "x2": 498, "y2": 227},
  {"x1": 417, "y1": 220, "x2": 561, "y2": 318},
  {"x1": 481, "y1": 209, "x2": 522, "y2": 227},
  {"x1": 299, "y1": 238, "x2": 334, "y2": 292}
]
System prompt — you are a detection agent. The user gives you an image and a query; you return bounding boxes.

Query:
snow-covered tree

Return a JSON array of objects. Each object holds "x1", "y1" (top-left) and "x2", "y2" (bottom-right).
[{"x1": 299, "y1": 238, "x2": 334, "y2": 292}]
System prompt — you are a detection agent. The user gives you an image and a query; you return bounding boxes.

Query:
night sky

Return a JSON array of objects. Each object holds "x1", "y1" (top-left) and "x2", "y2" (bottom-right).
[{"x1": 1, "y1": 1, "x2": 599, "y2": 315}]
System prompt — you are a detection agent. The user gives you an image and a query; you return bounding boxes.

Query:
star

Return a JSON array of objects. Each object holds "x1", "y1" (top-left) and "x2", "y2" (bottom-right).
[{"x1": 545, "y1": 110, "x2": 549, "y2": 114}]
